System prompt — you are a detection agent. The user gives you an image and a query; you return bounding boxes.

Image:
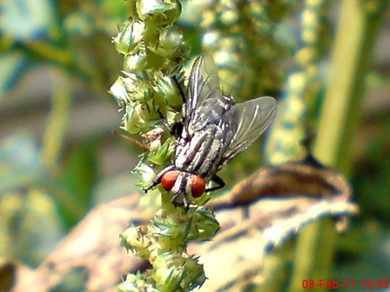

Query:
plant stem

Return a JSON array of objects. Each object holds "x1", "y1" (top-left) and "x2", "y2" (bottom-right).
[
  {"x1": 289, "y1": 0, "x2": 388, "y2": 290},
  {"x1": 41, "y1": 69, "x2": 71, "y2": 169}
]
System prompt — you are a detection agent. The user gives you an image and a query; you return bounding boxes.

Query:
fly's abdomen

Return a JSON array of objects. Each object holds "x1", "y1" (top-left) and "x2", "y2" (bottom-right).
[{"x1": 175, "y1": 125, "x2": 224, "y2": 177}]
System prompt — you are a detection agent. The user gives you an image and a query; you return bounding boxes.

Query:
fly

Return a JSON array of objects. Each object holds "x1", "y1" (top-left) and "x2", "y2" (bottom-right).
[{"x1": 145, "y1": 54, "x2": 277, "y2": 206}]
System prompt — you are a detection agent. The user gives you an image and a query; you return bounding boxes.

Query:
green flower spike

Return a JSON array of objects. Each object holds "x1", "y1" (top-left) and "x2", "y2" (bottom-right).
[{"x1": 110, "y1": 0, "x2": 220, "y2": 291}]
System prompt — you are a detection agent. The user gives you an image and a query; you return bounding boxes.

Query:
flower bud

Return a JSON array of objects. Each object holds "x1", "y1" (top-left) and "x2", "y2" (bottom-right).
[
  {"x1": 113, "y1": 20, "x2": 145, "y2": 55},
  {"x1": 123, "y1": 103, "x2": 149, "y2": 134},
  {"x1": 188, "y1": 209, "x2": 220, "y2": 240},
  {"x1": 153, "y1": 73, "x2": 182, "y2": 106},
  {"x1": 123, "y1": 50, "x2": 149, "y2": 72},
  {"x1": 109, "y1": 77, "x2": 131, "y2": 109},
  {"x1": 133, "y1": 162, "x2": 156, "y2": 188},
  {"x1": 120, "y1": 225, "x2": 150, "y2": 258},
  {"x1": 150, "y1": 26, "x2": 184, "y2": 58},
  {"x1": 136, "y1": 0, "x2": 181, "y2": 25}
]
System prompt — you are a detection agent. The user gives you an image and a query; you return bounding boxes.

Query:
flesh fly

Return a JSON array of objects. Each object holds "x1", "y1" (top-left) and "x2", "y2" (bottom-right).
[{"x1": 146, "y1": 54, "x2": 276, "y2": 206}]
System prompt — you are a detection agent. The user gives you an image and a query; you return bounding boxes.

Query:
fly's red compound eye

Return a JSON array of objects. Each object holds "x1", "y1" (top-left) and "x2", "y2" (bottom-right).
[
  {"x1": 161, "y1": 170, "x2": 180, "y2": 191},
  {"x1": 191, "y1": 176, "x2": 206, "y2": 198}
]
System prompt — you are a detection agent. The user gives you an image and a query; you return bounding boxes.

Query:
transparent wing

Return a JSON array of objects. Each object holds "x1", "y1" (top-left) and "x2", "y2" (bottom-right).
[
  {"x1": 221, "y1": 96, "x2": 276, "y2": 162},
  {"x1": 185, "y1": 55, "x2": 233, "y2": 129}
]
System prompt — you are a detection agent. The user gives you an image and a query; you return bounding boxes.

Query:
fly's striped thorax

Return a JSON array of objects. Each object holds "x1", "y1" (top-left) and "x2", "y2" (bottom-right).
[{"x1": 175, "y1": 125, "x2": 224, "y2": 177}]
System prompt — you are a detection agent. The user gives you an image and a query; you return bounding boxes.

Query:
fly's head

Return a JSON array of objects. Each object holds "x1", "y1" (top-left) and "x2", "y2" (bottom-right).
[{"x1": 160, "y1": 170, "x2": 206, "y2": 205}]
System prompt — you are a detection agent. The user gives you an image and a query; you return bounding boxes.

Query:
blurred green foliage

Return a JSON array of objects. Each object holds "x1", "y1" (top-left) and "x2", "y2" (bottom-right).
[{"x1": 0, "y1": 0, "x2": 132, "y2": 266}]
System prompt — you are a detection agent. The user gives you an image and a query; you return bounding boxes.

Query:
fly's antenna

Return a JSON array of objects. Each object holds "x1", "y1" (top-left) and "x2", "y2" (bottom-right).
[{"x1": 172, "y1": 67, "x2": 186, "y2": 104}]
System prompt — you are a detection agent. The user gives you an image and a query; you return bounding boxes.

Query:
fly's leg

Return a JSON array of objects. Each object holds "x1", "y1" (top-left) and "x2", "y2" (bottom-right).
[
  {"x1": 172, "y1": 74, "x2": 186, "y2": 104},
  {"x1": 205, "y1": 174, "x2": 225, "y2": 192},
  {"x1": 169, "y1": 74, "x2": 185, "y2": 137},
  {"x1": 143, "y1": 164, "x2": 176, "y2": 193},
  {"x1": 171, "y1": 122, "x2": 183, "y2": 137},
  {"x1": 157, "y1": 107, "x2": 165, "y2": 119}
]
